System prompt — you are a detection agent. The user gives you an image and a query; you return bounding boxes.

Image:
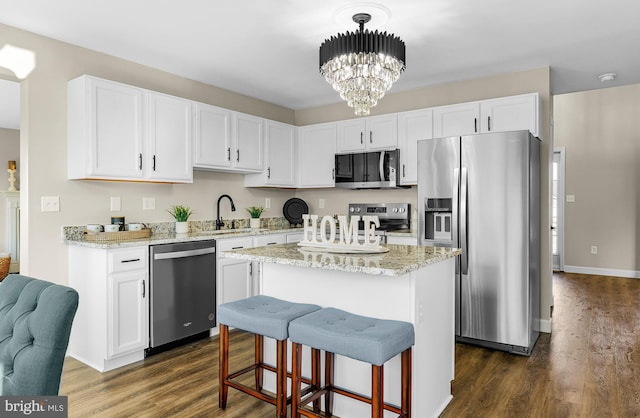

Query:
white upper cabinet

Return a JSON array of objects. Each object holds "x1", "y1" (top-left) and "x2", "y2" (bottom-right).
[
  {"x1": 194, "y1": 108, "x2": 263, "y2": 173},
  {"x1": 67, "y1": 75, "x2": 193, "y2": 183},
  {"x1": 146, "y1": 92, "x2": 193, "y2": 182},
  {"x1": 193, "y1": 103, "x2": 232, "y2": 168},
  {"x1": 479, "y1": 93, "x2": 540, "y2": 137},
  {"x1": 68, "y1": 76, "x2": 145, "y2": 180},
  {"x1": 433, "y1": 93, "x2": 540, "y2": 138},
  {"x1": 244, "y1": 120, "x2": 295, "y2": 187},
  {"x1": 336, "y1": 114, "x2": 398, "y2": 152},
  {"x1": 233, "y1": 112, "x2": 264, "y2": 172},
  {"x1": 398, "y1": 109, "x2": 433, "y2": 185},
  {"x1": 297, "y1": 123, "x2": 337, "y2": 188},
  {"x1": 432, "y1": 102, "x2": 481, "y2": 138}
]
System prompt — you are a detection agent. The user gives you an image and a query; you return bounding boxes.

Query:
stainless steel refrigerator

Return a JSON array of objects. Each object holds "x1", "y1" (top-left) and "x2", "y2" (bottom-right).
[{"x1": 418, "y1": 130, "x2": 540, "y2": 355}]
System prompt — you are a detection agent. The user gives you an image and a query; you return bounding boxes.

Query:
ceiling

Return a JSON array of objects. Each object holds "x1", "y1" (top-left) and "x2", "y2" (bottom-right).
[{"x1": 1, "y1": 0, "x2": 640, "y2": 129}]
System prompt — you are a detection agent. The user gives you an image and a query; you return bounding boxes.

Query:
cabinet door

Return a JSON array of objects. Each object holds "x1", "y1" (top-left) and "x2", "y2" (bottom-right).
[
  {"x1": 234, "y1": 112, "x2": 263, "y2": 171},
  {"x1": 264, "y1": 121, "x2": 296, "y2": 186},
  {"x1": 107, "y1": 270, "x2": 147, "y2": 358},
  {"x1": 433, "y1": 102, "x2": 480, "y2": 138},
  {"x1": 193, "y1": 103, "x2": 232, "y2": 168},
  {"x1": 146, "y1": 92, "x2": 193, "y2": 182},
  {"x1": 366, "y1": 114, "x2": 398, "y2": 150},
  {"x1": 298, "y1": 123, "x2": 337, "y2": 188},
  {"x1": 218, "y1": 259, "x2": 253, "y2": 305},
  {"x1": 398, "y1": 109, "x2": 432, "y2": 185},
  {"x1": 480, "y1": 93, "x2": 539, "y2": 136},
  {"x1": 337, "y1": 119, "x2": 366, "y2": 152},
  {"x1": 68, "y1": 76, "x2": 145, "y2": 180}
]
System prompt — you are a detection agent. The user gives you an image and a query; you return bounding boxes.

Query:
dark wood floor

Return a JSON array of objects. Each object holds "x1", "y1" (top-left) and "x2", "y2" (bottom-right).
[{"x1": 61, "y1": 272, "x2": 640, "y2": 417}]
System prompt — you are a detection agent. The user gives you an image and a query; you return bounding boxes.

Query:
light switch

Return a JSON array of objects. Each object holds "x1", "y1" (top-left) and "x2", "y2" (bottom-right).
[
  {"x1": 41, "y1": 196, "x2": 60, "y2": 212},
  {"x1": 143, "y1": 197, "x2": 156, "y2": 210},
  {"x1": 110, "y1": 196, "x2": 121, "y2": 211},
  {"x1": 319, "y1": 198, "x2": 325, "y2": 209},
  {"x1": 566, "y1": 195, "x2": 575, "y2": 202},
  {"x1": 265, "y1": 197, "x2": 271, "y2": 209}
]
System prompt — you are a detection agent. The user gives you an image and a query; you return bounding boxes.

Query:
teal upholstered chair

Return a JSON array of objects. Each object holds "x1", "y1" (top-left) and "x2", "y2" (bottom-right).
[{"x1": 0, "y1": 274, "x2": 79, "y2": 395}]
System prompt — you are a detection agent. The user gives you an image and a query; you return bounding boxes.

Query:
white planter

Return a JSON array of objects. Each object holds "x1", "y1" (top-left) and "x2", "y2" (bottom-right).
[
  {"x1": 250, "y1": 218, "x2": 261, "y2": 229},
  {"x1": 175, "y1": 221, "x2": 189, "y2": 234}
]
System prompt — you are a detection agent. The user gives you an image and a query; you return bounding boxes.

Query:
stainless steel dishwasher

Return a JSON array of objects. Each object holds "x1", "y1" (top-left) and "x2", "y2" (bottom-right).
[{"x1": 148, "y1": 239, "x2": 216, "y2": 353}]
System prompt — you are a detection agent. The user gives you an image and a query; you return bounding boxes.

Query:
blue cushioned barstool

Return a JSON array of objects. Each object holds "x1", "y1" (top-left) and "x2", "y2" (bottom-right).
[
  {"x1": 289, "y1": 308, "x2": 415, "y2": 418},
  {"x1": 218, "y1": 295, "x2": 321, "y2": 418}
]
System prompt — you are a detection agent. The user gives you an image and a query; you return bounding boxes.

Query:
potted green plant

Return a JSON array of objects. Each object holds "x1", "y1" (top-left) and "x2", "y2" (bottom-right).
[
  {"x1": 166, "y1": 205, "x2": 193, "y2": 234},
  {"x1": 246, "y1": 206, "x2": 264, "y2": 229}
]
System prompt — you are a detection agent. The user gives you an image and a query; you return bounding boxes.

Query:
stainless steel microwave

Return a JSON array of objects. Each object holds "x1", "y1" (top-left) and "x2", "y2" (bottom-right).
[{"x1": 334, "y1": 149, "x2": 404, "y2": 189}]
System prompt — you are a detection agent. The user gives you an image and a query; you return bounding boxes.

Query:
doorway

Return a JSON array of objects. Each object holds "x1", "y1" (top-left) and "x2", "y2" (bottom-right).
[{"x1": 552, "y1": 148, "x2": 565, "y2": 271}]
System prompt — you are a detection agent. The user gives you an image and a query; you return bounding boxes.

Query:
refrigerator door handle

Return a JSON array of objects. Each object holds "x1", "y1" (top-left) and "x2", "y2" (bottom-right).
[{"x1": 460, "y1": 167, "x2": 469, "y2": 275}]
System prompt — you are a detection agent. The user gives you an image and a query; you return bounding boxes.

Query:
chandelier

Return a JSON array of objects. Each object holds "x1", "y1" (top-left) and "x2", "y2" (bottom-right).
[{"x1": 319, "y1": 13, "x2": 406, "y2": 116}]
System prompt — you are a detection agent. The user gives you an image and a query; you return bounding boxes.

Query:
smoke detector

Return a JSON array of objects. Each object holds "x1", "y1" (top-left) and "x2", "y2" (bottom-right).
[{"x1": 598, "y1": 73, "x2": 617, "y2": 82}]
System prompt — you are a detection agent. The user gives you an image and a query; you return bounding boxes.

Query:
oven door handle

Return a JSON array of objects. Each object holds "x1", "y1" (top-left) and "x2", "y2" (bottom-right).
[{"x1": 153, "y1": 247, "x2": 215, "y2": 260}]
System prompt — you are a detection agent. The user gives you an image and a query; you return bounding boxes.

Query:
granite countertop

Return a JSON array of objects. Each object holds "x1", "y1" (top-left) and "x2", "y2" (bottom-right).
[
  {"x1": 64, "y1": 227, "x2": 304, "y2": 249},
  {"x1": 221, "y1": 242, "x2": 461, "y2": 276}
]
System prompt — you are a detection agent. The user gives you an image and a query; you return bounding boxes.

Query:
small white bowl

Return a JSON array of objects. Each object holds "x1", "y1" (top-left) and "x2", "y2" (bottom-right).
[
  {"x1": 128, "y1": 223, "x2": 143, "y2": 231},
  {"x1": 86, "y1": 224, "x2": 103, "y2": 233},
  {"x1": 103, "y1": 224, "x2": 120, "y2": 232}
]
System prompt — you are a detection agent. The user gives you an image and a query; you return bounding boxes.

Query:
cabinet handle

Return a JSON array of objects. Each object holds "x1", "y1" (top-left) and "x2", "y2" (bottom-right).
[
  {"x1": 267, "y1": 167, "x2": 271, "y2": 179},
  {"x1": 152, "y1": 155, "x2": 156, "y2": 171},
  {"x1": 236, "y1": 149, "x2": 240, "y2": 162},
  {"x1": 138, "y1": 153, "x2": 142, "y2": 170},
  {"x1": 227, "y1": 147, "x2": 231, "y2": 161},
  {"x1": 403, "y1": 164, "x2": 406, "y2": 178},
  {"x1": 231, "y1": 246, "x2": 244, "y2": 249},
  {"x1": 142, "y1": 280, "x2": 146, "y2": 298},
  {"x1": 488, "y1": 116, "x2": 491, "y2": 131},
  {"x1": 266, "y1": 242, "x2": 277, "y2": 245},
  {"x1": 121, "y1": 258, "x2": 141, "y2": 263},
  {"x1": 332, "y1": 168, "x2": 335, "y2": 180},
  {"x1": 360, "y1": 132, "x2": 363, "y2": 144},
  {"x1": 249, "y1": 263, "x2": 253, "y2": 277},
  {"x1": 370, "y1": 131, "x2": 373, "y2": 144},
  {"x1": 474, "y1": 118, "x2": 478, "y2": 133}
]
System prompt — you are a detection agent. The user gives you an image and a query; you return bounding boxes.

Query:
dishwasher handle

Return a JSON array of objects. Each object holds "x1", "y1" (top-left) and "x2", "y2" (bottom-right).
[{"x1": 153, "y1": 247, "x2": 215, "y2": 260}]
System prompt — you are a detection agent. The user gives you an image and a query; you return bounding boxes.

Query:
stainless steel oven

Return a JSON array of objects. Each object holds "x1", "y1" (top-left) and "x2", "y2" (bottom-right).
[
  {"x1": 148, "y1": 240, "x2": 216, "y2": 353},
  {"x1": 348, "y1": 203, "x2": 411, "y2": 243}
]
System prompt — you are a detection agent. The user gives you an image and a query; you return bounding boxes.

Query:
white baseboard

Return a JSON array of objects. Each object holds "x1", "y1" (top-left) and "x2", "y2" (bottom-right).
[
  {"x1": 563, "y1": 265, "x2": 640, "y2": 279},
  {"x1": 539, "y1": 318, "x2": 552, "y2": 333}
]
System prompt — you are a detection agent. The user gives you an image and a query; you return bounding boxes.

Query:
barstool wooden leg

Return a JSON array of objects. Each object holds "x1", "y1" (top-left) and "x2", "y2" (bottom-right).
[
  {"x1": 372, "y1": 365, "x2": 384, "y2": 418},
  {"x1": 218, "y1": 324, "x2": 229, "y2": 409},
  {"x1": 255, "y1": 334, "x2": 264, "y2": 391},
  {"x1": 291, "y1": 342, "x2": 302, "y2": 418},
  {"x1": 311, "y1": 348, "x2": 321, "y2": 413},
  {"x1": 325, "y1": 352, "x2": 335, "y2": 416},
  {"x1": 276, "y1": 339, "x2": 287, "y2": 418},
  {"x1": 401, "y1": 348, "x2": 412, "y2": 418}
]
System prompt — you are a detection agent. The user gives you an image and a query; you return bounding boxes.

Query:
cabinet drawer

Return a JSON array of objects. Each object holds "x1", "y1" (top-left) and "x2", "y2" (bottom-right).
[
  {"x1": 254, "y1": 234, "x2": 285, "y2": 247},
  {"x1": 108, "y1": 248, "x2": 147, "y2": 274},
  {"x1": 217, "y1": 237, "x2": 254, "y2": 252}
]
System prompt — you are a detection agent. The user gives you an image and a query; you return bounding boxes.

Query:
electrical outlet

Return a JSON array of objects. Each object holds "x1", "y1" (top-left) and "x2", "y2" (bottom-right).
[
  {"x1": 319, "y1": 198, "x2": 325, "y2": 209},
  {"x1": 110, "y1": 196, "x2": 121, "y2": 211},
  {"x1": 265, "y1": 197, "x2": 271, "y2": 209},
  {"x1": 41, "y1": 196, "x2": 60, "y2": 212},
  {"x1": 566, "y1": 195, "x2": 576, "y2": 202},
  {"x1": 143, "y1": 197, "x2": 156, "y2": 210},
  {"x1": 591, "y1": 246, "x2": 598, "y2": 255}
]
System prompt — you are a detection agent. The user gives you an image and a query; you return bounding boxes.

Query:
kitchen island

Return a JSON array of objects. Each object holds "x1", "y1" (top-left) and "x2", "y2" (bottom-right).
[{"x1": 222, "y1": 243, "x2": 461, "y2": 418}]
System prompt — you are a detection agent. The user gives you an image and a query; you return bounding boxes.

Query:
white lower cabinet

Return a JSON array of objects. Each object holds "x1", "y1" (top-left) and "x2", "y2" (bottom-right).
[
  {"x1": 216, "y1": 237, "x2": 254, "y2": 312},
  {"x1": 68, "y1": 246, "x2": 148, "y2": 372}
]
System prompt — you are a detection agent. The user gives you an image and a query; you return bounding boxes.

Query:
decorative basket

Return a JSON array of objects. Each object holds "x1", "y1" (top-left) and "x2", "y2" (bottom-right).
[
  {"x1": 0, "y1": 255, "x2": 10, "y2": 281},
  {"x1": 84, "y1": 228, "x2": 152, "y2": 242}
]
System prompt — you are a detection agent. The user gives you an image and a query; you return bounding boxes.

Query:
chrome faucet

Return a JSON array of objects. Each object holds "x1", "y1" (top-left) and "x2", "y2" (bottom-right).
[{"x1": 216, "y1": 194, "x2": 236, "y2": 230}]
